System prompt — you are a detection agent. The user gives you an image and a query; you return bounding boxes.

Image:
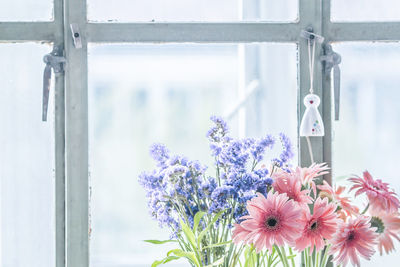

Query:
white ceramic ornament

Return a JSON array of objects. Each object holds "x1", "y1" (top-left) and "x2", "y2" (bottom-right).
[{"x1": 300, "y1": 94, "x2": 324, "y2": 136}]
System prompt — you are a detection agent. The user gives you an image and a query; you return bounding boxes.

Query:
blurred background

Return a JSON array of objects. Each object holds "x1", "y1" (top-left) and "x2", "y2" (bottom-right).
[{"x1": 1, "y1": 0, "x2": 400, "y2": 266}]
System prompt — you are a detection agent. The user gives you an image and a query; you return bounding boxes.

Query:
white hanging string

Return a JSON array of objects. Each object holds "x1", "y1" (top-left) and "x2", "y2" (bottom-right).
[
  {"x1": 307, "y1": 38, "x2": 316, "y2": 94},
  {"x1": 306, "y1": 37, "x2": 316, "y2": 164},
  {"x1": 306, "y1": 136, "x2": 315, "y2": 164}
]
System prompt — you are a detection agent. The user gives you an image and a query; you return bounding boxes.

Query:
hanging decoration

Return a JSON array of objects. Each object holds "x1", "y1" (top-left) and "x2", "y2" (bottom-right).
[{"x1": 300, "y1": 30, "x2": 325, "y2": 137}]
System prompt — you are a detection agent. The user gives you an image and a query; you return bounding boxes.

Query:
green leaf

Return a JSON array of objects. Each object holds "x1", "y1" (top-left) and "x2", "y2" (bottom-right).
[
  {"x1": 204, "y1": 256, "x2": 225, "y2": 267},
  {"x1": 144, "y1": 239, "x2": 177, "y2": 245},
  {"x1": 193, "y1": 211, "x2": 206, "y2": 233},
  {"x1": 201, "y1": 240, "x2": 232, "y2": 250},
  {"x1": 167, "y1": 249, "x2": 200, "y2": 267},
  {"x1": 151, "y1": 256, "x2": 180, "y2": 267},
  {"x1": 180, "y1": 219, "x2": 197, "y2": 250},
  {"x1": 198, "y1": 210, "x2": 224, "y2": 246}
]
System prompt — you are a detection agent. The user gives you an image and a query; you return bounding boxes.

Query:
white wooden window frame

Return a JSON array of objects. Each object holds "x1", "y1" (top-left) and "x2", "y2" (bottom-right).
[{"x1": 1, "y1": 0, "x2": 400, "y2": 266}]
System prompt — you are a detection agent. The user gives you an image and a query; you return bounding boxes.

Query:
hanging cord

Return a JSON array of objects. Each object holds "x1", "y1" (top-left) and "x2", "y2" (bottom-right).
[
  {"x1": 306, "y1": 36, "x2": 316, "y2": 164},
  {"x1": 306, "y1": 136, "x2": 314, "y2": 164},
  {"x1": 307, "y1": 37, "x2": 316, "y2": 94}
]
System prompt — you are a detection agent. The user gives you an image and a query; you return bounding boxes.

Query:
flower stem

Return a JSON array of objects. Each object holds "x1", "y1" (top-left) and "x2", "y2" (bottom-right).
[
  {"x1": 274, "y1": 245, "x2": 289, "y2": 267},
  {"x1": 288, "y1": 247, "x2": 296, "y2": 267},
  {"x1": 361, "y1": 203, "x2": 370, "y2": 215},
  {"x1": 320, "y1": 245, "x2": 331, "y2": 267},
  {"x1": 307, "y1": 248, "x2": 312, "y2": 267},
  {"x1": 315, "y1": 251, "x2": 320, "y2": 267}
]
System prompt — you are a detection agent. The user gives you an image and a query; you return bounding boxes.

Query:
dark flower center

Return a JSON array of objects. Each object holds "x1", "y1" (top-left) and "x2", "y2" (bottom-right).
[
  {"x1": 268, "y1": 218, "x2": 277, "y2": 227},
  {"x1": 265, "y1": 216, "x2": 280, "y2": 229},
  {"x1": 310, "y1": 221, "x2": 318, "y2": 230},
  {"x1": 347, "y1": 231, "x2": 356, "y2": 241}
]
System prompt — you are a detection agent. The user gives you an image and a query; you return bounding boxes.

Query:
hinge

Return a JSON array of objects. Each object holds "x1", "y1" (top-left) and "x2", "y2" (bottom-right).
[{"x1": 42, "y1": 46, "x2": 66, "y2": 122}]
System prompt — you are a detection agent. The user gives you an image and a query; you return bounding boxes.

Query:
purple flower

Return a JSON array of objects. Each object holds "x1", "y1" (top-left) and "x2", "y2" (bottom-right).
[
  {"x1": 199, "y1": 177, "x2": 217, "y2": 198},
  {"x1": 150, "y1": 143, "x2": 170, "y2": 167},
  {"x1": 255, "y1": 177, "x2": 274, "y2": 196},
  {"x1": 207, "y1": 116, "x2": 229, "y2": 143},
  {"x1": 251, "y1": 135, "x2": 275, "y2": 161},
  {"x1": 139, "y1": 116, "x2": 295, "y2": 236},
  {"x1": 209, "y1": 186, "x2": 236, "y2": 213},
  {"x1": 272, "y1": 133, "x2": 294, "y2": 167}
]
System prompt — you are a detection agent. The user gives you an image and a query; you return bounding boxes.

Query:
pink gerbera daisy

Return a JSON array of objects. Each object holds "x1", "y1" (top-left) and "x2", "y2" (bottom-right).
[
  {"x1": 298, "y1": 163, "x2": 330, "y2": 195},
  {"x1": 295, "y1": 197, "x2": 339, "y2": 254},
  {"x1": 349, "y1": 171, "x2": 400, "y2": 212},
  {"x1": 272, "y1": 170, "x2": 313, "y2": 208},
  {"x1": 318, "y1": 180, "x2": 359, "y2": 221},
  {"x1": 369, "y1": 209, "x2": 400, "y2": 255},
  {"x1": 232, "y1": 192, "x2": 304, "y2": 252},
  {"x1": 330, "y1": 216, "x2": 378, "y2": 267}
]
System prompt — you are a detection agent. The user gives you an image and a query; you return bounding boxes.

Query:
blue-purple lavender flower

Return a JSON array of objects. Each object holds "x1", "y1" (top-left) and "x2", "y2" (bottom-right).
[
  {"x1": 255, "y1": 177, "x2": 274, "y2": 196},
  {"x1": 150, "y1": 143, "x2": 170, "y2": 167},
  {"x1": 199, "y1": 177, "x2": 217, "y2": 198},
  {"x1": 207, "y1": 116, "x2": 229, "y2": 142},
  {"x1": 139, "y1": 116, "x2": 294, "y2": 235},
  {"x1": 218, "y1": 140, "x2": 250, "y2": 170},
  {"x1": 209, "y1": 185, "x2": 236, "y2": 213},
  {"x1": 251, "y1": 135, "x2": 275, "y2": 161},
  {"x1": 272, "y1": 133, "x2": 294, "y2": 167}
]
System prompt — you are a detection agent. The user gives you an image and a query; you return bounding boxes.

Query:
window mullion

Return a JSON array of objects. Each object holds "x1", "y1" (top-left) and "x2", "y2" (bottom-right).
[
  {"x1": 63, "y1": 0, "x2": 89, "y2": 266},
  {"x1": 298, "y1": 0, "x2": 324, "y2": 168},
  {"x1": 54, "y1": 0, "x2": 66, "y2": 266},
  {"x1": 322, "y1": 0, "x2": 333, "y2": 185},
  {"x1": 86, "y1": 22, "x2": 301, "y2": 43},
  {"x1": 0, "y1": 22, "x2": 56, "y2": 41}
]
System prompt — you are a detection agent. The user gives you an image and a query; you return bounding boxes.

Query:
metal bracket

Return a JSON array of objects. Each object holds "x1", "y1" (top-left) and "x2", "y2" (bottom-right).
[
  {"x1": 70, "y1": 23, "x2": 82, "y2": 49},
  {"x1": 42, "y1": 47, "x2": 66, "y2": 121},
  {"x1": 300, "y1": 27, "x2": 325, "y2": 44},
  {"x1": 321, "y1": 44, "x2": 342, "y2": 120}
]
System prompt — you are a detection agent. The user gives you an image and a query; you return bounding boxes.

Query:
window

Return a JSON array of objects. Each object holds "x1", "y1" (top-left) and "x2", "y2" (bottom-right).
[
  {"x1": 0, "y1": 43, "x2": 56, "y2": 267},
  {"x1": 1, "y1": 0, "x2": 400, "y2": 266},
  {"x1": 88, "y1": 43, "x2": 297, "y2": 265}
]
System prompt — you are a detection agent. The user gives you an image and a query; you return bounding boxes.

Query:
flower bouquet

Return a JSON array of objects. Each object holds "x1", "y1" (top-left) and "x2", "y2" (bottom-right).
[{"x1": 139, "y1": 116, "x2": 400, "y2": 267}]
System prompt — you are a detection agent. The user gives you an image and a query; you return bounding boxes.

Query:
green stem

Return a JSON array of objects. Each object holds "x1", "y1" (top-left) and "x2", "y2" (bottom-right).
[
  {"x1": 281, "y1": 247, "x2": 291, "y2": 267},
  {"x1": 361, "y1": 203, "x2": 370, "y2": 215},
  {"x1": 307, "y1": 248, "x2": 312, "y2": 267},
  {"x1": 274, "y1": 246, "x2": 289, "y2": 267},
  {"x1": 315, "y1": 251, "x2": 320, "y2": 267},
  {"x1": 320, "y1": 245, "x2": 331, "y2": 267},
  {"x1": 288, "y1": 247, "x2": 296, "y2": 267}
]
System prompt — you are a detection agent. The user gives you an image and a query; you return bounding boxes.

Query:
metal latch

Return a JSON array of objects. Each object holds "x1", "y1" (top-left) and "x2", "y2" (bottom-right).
[
  {"x1": 300, "y1": 27, "x2": 325, "y2": 44},
  {"x1": 70, "y1": 23, "x2": 82, "y2": 49},
  {"x1": 321, "y1": 44, "x2": 342, "y2": 120},
  {"x1": 42, "y1": 47, "x2": 66, "y2": 121}
]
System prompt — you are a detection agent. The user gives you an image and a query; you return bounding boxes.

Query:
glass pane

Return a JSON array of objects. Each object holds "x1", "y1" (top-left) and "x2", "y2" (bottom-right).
[
  {"x1": 332, "y1": 0, "x2": 400, "y2": 21},
  {"x1": 0, "y1": 43, "x2": 55, "y2": 266},
  {"x1": 0, "y1": 0, "x2": 53, "y2": 21},
  {"x1": 88, "y1": 0, "x2": 298, "y2": 22},
  {"x1": 88, "y1": 43, "x2": 297, "y2": 266},
  {"x1": 333, "y1": 43, "x2": 400, "y2": 266}
]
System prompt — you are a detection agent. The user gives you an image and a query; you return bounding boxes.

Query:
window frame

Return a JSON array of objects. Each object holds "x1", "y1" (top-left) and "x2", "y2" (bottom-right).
[{"x1": 2, "y1": 0, "x2": 400, "y2": 266}]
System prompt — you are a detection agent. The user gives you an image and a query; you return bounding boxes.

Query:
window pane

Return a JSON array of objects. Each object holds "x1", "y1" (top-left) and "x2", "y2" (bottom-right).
[
  {"x1": 88, "y1": 43, "x2": 297, "y2": 267},
  {"x1": 0, "y1": 44, "x2": 55, "y2": 266},
  {"x1": 331, "y1": 0, "x2": 400, "y2": 21},
  {"x1": 333, "y1": 43, "x2": 400, "y2": 266},
  {"x1": 88, "y1": 0, "x2": 298, "y2": 22},
  {"x1": 0, "y1": 0, "x2": 52, "y2": 21}
]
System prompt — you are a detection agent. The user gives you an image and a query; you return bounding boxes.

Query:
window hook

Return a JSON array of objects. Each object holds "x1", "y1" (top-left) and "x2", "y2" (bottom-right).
[
  {"x1": 300, "y1": 27, "x2": 325, "y2": 44},
  {"x1": 42, "y1": 46, "x2": 66, "y2": 122},
  {"x1": 321, "y1": 44, "x2": 342, "y2": 120}
]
